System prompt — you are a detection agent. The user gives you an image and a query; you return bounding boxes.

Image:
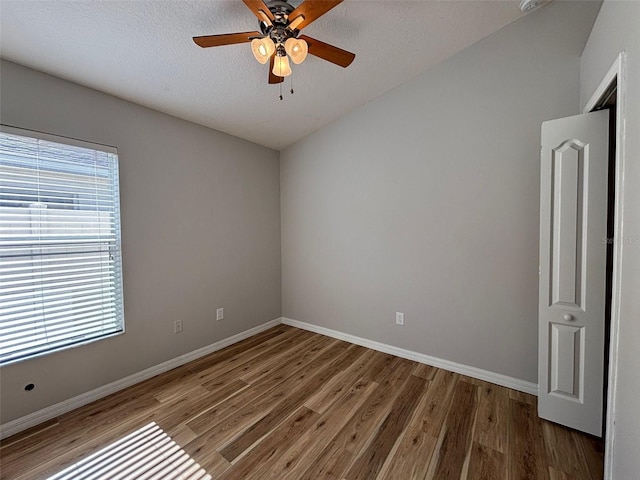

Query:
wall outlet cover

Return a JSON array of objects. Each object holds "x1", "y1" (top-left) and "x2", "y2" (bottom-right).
[{"x1": 174, "y1": 320, "x2": 183, "y2": 333}]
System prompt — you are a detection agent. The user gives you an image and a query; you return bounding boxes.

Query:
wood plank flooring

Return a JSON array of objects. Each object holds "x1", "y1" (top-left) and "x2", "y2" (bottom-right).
[{"x1": 0, "y1": 325, "x2": 604, "y2": 480}]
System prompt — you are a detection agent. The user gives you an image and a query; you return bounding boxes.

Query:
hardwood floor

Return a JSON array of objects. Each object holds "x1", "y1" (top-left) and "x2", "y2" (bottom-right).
[{"x1": 0, "y1": 325, "x2": 604, "y2": 480}]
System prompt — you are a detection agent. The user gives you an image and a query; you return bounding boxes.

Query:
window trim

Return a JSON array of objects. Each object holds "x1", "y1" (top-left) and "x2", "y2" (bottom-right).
[
  {"x1": 0, "y1": 124, "x2": 125, "y2": 366},
  {"x1": 0, "y1": 125, "x2": 118, "y2": 155}
]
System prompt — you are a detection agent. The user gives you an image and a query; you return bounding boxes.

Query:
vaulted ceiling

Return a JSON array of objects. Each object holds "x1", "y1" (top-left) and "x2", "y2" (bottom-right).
[{"x1": 0, "y1": 1, "x2": 532, "y2": 150}]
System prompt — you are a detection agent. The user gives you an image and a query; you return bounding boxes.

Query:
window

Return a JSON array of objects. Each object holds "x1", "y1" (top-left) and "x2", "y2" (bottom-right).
[{"x1": 0, "y1": 126, "x2": 124, "y2": 365}]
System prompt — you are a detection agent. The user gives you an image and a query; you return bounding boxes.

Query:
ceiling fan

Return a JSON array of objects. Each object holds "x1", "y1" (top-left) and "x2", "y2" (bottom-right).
[{"x1": 193, "y1": 0, "x2": 355, "y2": 89}]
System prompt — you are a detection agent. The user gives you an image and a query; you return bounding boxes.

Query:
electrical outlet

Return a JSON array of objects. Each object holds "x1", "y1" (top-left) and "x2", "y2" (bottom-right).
[
  {"x1": 174, "y1": 320, "x2": 183, "y2": 334},
  {"x1": 395, "y1": 312, "x2": 405, "y2": 326},
  {"x1": 216, "y1": 308, "x2": 224, "y2": 321}
]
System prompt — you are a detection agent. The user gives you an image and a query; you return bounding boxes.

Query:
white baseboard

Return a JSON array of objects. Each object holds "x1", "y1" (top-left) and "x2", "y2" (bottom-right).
[
  {"x1": 0, "y1": 318, "x2": 282, "y2": 440},
  {"x1": 282, "y1": 317, "x2": 538, "y2": 396},
  {"x1": 2, "y1": 316, "x2": 538, "y2": 440}
]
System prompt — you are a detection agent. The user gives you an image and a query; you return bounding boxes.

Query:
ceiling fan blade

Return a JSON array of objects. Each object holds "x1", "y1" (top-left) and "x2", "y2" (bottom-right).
[
  {"x1": 193, "y1": 31, "x2": 262, "y2": 48},
  {"x1": 242, "y1": 0, "x2": 275, "y2": 23},
  {"x1": 299, "y1": 35, "x2": 355, "y2": 68},
  {"x1": 269, "y1": 55, "x2": 284, "y2": 84},
  {"x1": 288, "y1": 0, "x2": 343, "y2": 30}
]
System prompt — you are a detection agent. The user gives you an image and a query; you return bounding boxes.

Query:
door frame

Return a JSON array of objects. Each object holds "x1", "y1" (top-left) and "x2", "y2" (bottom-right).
[{"x1": 582, "y1": 52, "x2": 627, "y2": 480}]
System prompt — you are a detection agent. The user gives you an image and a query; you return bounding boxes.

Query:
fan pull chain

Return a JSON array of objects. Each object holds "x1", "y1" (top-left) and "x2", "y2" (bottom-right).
[
  {"x1": 279, "y1": 82, "x2": 283, "y2": 101},
  {"x1": 290, "y1": 76, "x2": 294, "y2": 95}
]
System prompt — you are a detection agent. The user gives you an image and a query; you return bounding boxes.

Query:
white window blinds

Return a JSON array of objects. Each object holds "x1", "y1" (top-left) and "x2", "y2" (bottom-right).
[{"x1": 0, "y1": 127, "x2": 124, "y2": 365}]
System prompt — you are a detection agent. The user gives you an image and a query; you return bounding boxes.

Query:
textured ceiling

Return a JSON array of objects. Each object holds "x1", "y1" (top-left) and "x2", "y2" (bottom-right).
[{"x1": 0, "y1": 1, "x2": 531, "y2": 150}]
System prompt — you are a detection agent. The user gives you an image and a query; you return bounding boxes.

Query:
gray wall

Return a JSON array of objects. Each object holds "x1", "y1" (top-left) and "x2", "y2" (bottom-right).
[
  {"x1": 281, "y1": 1, "x2": 600, "y2": 384},
  {"x1": 580, "y1": 1, "x2": 640, "y2": 477},
  {"x1": 0, "y1": 60, "x2": 282, "y2": 423}
]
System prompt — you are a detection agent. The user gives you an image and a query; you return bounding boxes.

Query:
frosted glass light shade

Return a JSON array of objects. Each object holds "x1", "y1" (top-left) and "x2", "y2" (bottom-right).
[
  {"x1": 284, "y1": 38, "x2": 308, "y2": 64},
  {"x1": 251, "y1": 37, "x2": 275, "y2": 64},
  {"x1": 272, "y1": 54, "x2": 292, "y2": 77}
]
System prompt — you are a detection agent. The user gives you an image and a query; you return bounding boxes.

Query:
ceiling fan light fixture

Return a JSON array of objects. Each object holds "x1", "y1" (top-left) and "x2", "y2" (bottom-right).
[
  {"x1": 284, "y1": 37, "x2": 308, "y2": 64},
  {"x1": 251, "y1": 37, "x2": 275, "y2": 64},
  {"x1": 272, "y1": 54, "x2": 292, "y2": 77}
]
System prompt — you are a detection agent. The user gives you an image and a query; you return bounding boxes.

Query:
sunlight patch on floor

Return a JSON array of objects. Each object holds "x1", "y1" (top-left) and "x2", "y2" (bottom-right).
[{"x1": 47, "y1": 422, "x2": 211, "y2": 480}]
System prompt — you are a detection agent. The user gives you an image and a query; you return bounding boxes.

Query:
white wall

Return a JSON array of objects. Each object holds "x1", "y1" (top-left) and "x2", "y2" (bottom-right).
[
  {"x1": 580, "y1": 1, "x2": 640, "y2": 477},
  {"x1": 0, "y1": 60, "x2": 282, "y2": 423},
  {"x1": 281, "y1": 1, "x2": 600, "y2": 384}
]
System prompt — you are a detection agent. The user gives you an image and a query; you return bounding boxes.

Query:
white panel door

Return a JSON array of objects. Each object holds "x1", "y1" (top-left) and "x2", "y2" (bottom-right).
[{"x1": 538, "y1": 109, "x2": 609, "y2": 436}]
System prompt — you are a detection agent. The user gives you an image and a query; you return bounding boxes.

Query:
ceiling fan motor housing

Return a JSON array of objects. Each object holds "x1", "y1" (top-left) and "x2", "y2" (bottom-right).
[
  {"x1": 260, "y1": 0, "x2": 299, "y2": 43},
  {"x1": 266, "y1": 0, "x2": 295, "y2": 19}
]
